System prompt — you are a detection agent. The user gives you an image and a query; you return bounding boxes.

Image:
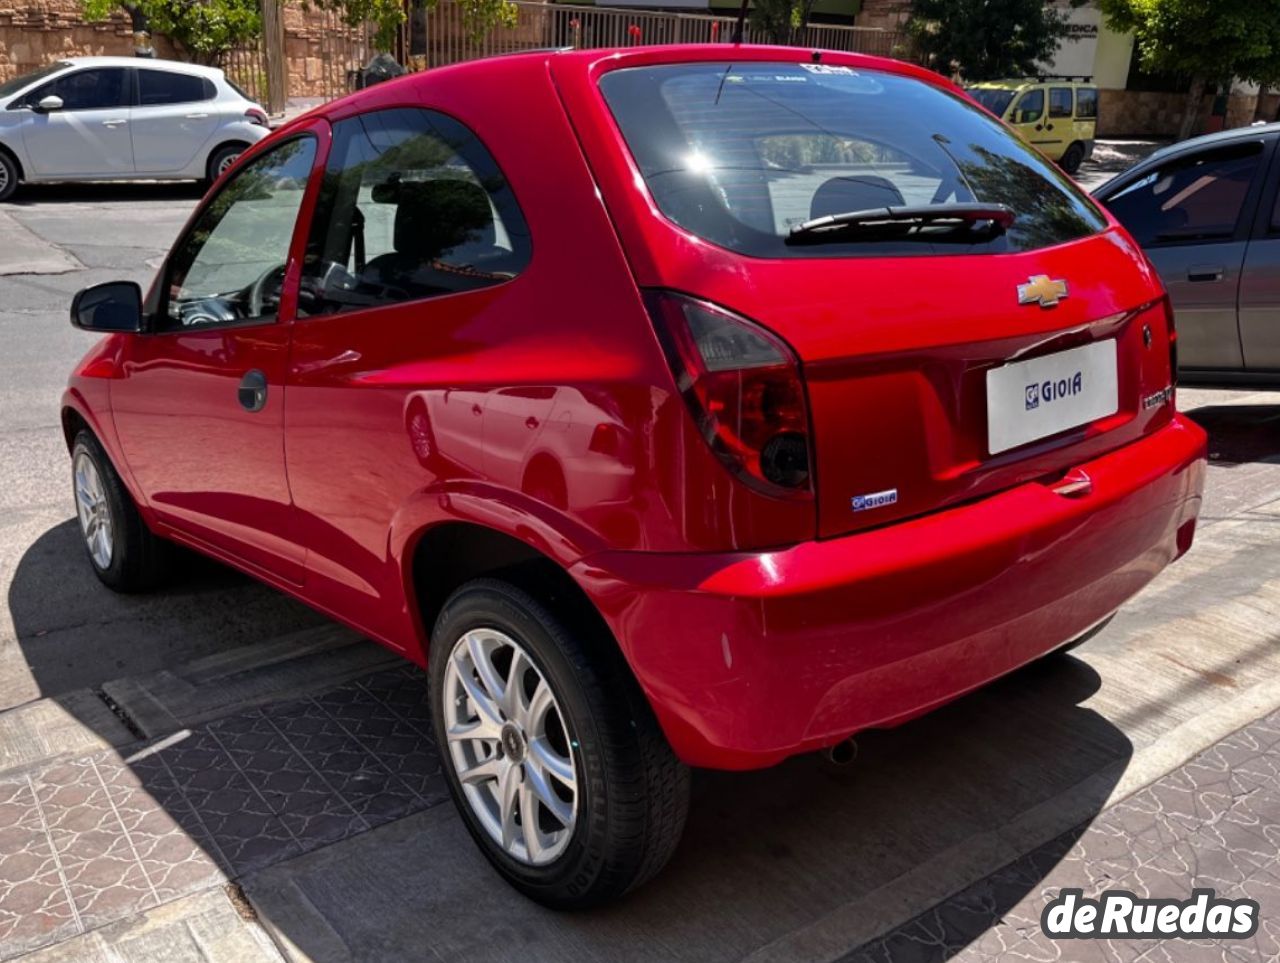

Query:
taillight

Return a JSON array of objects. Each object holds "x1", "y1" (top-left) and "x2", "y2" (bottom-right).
[
  {"x1": 1163, "y1": 294, "x2": 1178, "y2": 394},
  {"x1": 245, "y1": 108, "x2": 269, "y2": 128},
  {"x1": 645, "y1": 291, "x2": 812, "y2": 497}
]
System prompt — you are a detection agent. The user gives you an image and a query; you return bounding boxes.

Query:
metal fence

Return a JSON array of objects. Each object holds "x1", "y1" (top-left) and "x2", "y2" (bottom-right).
[
  {"x1": 423, "y1": 0, "x2": 903, "y2": 68},
  {"x1": 221, "y1": 0, "x2": 905, "y2": 111}
]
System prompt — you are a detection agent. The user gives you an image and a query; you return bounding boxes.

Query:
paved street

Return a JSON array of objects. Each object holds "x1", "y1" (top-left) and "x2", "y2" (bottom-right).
[{"x1": 2, "y1": 147, "x2": 1280, "y2": 963}]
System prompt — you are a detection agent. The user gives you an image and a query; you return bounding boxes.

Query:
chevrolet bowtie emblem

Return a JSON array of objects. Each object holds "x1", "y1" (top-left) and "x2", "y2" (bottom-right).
[{"x1": 1018, "y1": 275, "x2": 1069, "y2": 308}]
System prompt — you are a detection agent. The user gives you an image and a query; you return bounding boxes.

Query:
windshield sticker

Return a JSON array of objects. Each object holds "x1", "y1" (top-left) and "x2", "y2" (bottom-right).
[{"x1": 801, "y1": 63, "x2": 857, "y2": 75}]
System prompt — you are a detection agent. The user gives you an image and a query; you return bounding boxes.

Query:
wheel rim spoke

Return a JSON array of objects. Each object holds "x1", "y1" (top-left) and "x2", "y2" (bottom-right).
[
  {"x1": 73, "y1": 453, "x2": 113, "y2": 568},
  {"x1": 443, "y1": 627, "x2": 579, "y2": 866}
]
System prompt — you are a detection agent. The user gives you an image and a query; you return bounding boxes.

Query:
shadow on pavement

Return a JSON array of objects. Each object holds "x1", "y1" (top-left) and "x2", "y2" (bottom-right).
[
  {"x1": 10, "y1": 181, "x2": 207, "y2": 206},
  {"x1": 1184, "y1": 404, "x2": 1280, "y2": 467}
]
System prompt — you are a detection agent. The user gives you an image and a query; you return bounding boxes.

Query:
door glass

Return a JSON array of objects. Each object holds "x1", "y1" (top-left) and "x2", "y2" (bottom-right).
[
  {"x1": 27, "y1": 68, "x2": 128, "y2": 110},
  {"x1": 1076, "y1": 88, "x2": 1098, "y2": 119},
  {"x1": 1105, "y1": 143, "x2": 1262, "y2": 246},
  {"x1": 138, "y1": 70, "x2": 212, "y2": 106},
  {"x1": 1013, "y1": 89, "x2": 1044, "y2": 124},
  {"x1": 1049, "y1": 87, "x2": 1073, "y2": 119},
  {"x1": 299, "y1": 107, "x2": 531, "y2": 316},
  {"x1": 164, "y1": 137, "x2": 316, "y2": 330}
]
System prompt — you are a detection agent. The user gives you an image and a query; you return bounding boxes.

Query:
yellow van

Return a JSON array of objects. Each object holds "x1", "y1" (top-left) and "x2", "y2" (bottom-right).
[{"x1": 965, "y1": 77, "x2": 1098, "y2": 174}]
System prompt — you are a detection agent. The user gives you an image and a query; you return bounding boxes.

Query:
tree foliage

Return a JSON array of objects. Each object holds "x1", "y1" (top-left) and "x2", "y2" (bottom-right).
[
  {"x1": 307, "y1": 0, "x2": 517, "y2": 50},
  {"x1": 748, "y1": 0, "x2": 817, "y2": 45},
  {"x1": 81, "y1": 0, "x2": 261, "y2": 63},
  {"x1": 1098, "y1": 0, "x2": 1280, "y2": 137},
  {"x1": 905, "y1": 0, "x2": 1074, "y2": 81}
]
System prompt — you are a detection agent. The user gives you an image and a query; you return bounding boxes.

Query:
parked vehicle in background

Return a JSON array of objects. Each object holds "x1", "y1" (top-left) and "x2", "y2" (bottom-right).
[
  {"x1": 1093, "y1": 123, "x2": 1280, "y2": 378},
  {"x1": 0, "y1": 57, "x2": 269, "y2": 201},
  {"x1": 967, "y1": 77, "x2": 1098, "y2": 173},
  {"x1": 62, "y1": 46, "x2": 1206, "y2": 909}
]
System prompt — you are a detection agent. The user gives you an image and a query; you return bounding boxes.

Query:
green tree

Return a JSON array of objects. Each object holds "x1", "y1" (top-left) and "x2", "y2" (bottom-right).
[
  {"x1": 1099, "y1": 0, "x2": 1280, "y2": 139},
  {"x1": 81, "y1": 0, "x2": 262, "y2": 64},
  {"x1": 308, "y1": 0, "x2": 517, "y2": 52},
  {"x1": 905, "y1": 0, "x2": 1075, "y2": 81},
  {"x1": 748, "y1": 0, "x2": 817, "y2": 45}
]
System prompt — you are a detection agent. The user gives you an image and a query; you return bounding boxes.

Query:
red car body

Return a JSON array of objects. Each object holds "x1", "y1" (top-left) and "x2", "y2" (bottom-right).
[{"x1": 64, "y1": 45, "x2": 1206, "y2": 772}]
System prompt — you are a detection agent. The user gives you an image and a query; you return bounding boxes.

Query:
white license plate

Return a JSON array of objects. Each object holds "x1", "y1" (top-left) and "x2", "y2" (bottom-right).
[{"x1": 986, "y1": 340, "x2": 1118, "y2": 455}]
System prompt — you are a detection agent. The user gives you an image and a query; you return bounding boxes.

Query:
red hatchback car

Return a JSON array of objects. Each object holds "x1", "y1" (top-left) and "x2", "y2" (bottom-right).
[{"x1": 63, "y1": 45, "x2": 1207, "y2": 907}]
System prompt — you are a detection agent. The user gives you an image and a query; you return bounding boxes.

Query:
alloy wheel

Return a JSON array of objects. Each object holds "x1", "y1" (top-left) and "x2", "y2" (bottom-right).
[
  {"x1": 0, "y1": 162, "x2": 10, "y2": 197},
  {"x1": 73, "y1": 451, "x2": 113, "y2": 570},
  {"x1": 217, "y1": 152, "x2": 240, "y2": 176},
  {"x1": 442, "y1": 628, "x2": 579, "y2": 865}
]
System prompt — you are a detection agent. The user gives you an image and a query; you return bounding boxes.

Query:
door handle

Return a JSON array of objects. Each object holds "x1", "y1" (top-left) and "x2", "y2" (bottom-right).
[
  {"x1": 102, "y1": 119, "x2": 128, "y2": 127},
  {"x1": 1188, "y1": 265, "x2": 1225, "y2": 283},
  {"x1": 184, "y1": 112, "x2": 210, "y2": 119},
  {"x1": 238, "y1": 370, "x2": 268, "y2": 412},
  {"x1": 1045, "y1": 123, "x2": 1054, "y2": 130}
]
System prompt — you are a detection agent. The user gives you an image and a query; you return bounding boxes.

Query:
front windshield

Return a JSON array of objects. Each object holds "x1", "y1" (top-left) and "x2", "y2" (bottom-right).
[
  {"x1": 0, "y1": 62, "x2": 70, "y2": 103},
  {"x1": 967, "y1": 87, "x2": 1016, "y2": 118},
  {"x1": 599, "y1": 63, "x2": 1106, "y2": 258}
]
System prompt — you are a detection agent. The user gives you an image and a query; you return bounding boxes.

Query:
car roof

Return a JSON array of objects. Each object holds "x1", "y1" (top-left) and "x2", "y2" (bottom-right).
[
  {"x1": 274, "y1": 43, "x2": 962, "y2": 136},
  {"x1": 47, "y1": 56, "x2": 224, "y2": 77},
  {"x1": 1095, "y1": 122, "x2": 1280, "y2": 196}
]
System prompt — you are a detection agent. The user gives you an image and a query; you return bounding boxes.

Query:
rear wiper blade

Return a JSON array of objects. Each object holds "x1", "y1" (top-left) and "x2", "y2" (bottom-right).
[{"x1": 787, "y1": 203, "x2": 1016, "y2": 243}]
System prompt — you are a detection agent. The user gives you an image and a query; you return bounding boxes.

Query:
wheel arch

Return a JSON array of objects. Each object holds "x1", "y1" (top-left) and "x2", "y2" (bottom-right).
[{"x1": 206, "y1": 139, "x2": 253, "y2": 180}]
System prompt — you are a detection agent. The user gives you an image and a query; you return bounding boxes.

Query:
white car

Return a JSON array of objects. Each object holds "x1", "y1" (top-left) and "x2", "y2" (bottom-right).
[{"x1": 0, "y1": 57, "x2": 270, "y2": 201}]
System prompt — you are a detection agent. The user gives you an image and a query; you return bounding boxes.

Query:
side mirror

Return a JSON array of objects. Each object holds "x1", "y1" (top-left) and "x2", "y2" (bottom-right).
[
  {"x1": 71, "y1": 281, "x2": 143, "y2": 333},
  {"x1": 35, "y1": 95, "x2": 64, "y2": 113}
]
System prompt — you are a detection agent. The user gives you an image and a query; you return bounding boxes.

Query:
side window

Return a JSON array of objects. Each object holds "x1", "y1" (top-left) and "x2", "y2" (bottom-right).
[
  {"x1": 1013, "y1": 89, "x2": 1044, "y2": 124},
  {"x1": 1049, "y1": 87, "x2": 1073, "y2": 119},
  {"x1": 138, "y1": 70, "x2": 212, "y2": 106},
  {"x1": 1076, "y1": 87, "x2": 1098, "y2": 120},
  {"x1": 163, "y1": 137, "x2": 316, "y2": 330},
  {"x1": 299, "y1": 107, "x2": 531, "y2": 316},
  {"x1": 28, "y1": 68, "x2": 128, "y2": 110},
  {"x1": 1105, "y1": 143, "x2": 1263, "y2": 246}
]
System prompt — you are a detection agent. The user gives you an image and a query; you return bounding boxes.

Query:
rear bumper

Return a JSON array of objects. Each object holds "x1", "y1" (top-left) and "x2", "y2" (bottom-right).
[{"x1": 573, "y1": 415, "x2": 1207, "y2": 769}]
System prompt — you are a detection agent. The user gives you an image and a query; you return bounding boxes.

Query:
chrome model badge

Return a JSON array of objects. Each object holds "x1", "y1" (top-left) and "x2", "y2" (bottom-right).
[
  {"x1": 1018, "y1": 275, "x2": 1069, "y2": 308},
  {"x1": 851, "y1": 488, "x2": 899, "y2": 512}
]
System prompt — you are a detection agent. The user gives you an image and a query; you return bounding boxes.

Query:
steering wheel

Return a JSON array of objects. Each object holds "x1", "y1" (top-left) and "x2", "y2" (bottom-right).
[{"x1": 248, "y1": 263, "x2": 288, "y2": 318}]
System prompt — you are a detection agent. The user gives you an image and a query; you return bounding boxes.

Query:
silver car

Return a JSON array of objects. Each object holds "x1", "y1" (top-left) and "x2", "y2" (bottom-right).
[
  {"x1": 1094, "y1": 123, "x2": 1280, "y2": 379},
  {"x1": 0, "y1": 57, "x2": 270, "y2": 202}
]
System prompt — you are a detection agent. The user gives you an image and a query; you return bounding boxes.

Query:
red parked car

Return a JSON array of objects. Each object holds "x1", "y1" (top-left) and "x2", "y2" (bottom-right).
[{"x1": 62, "y1": 45, "x2": 1207, "y2": 907}]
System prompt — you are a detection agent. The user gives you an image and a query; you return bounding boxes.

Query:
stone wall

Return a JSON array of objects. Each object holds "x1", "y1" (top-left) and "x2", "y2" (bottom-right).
[
  {"x1": 0, "y1": 0, "x2": 183, "y2": 81},
  {"x1": 1098, "y1": 88, "x2": 1280, "y2": 138}
]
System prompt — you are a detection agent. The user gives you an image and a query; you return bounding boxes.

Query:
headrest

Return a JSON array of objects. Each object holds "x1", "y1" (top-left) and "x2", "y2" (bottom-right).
[
  {"x1": 374, "y1": 178, "x2": 495, "y2": 260},
  {"x1": 809, "y1": 175, "x2": 905, "y2": 221}
]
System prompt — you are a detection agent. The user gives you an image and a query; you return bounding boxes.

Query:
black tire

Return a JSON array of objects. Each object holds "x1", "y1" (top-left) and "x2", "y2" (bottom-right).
[
  {"x1": 1060, "y1": 142, "x2": 1086, "y2": 175},
  {"x1": 0, "y1": 150, "x2": 19, "y2": 202},
  {"x1": 429, "y1": 577, "x2": 690, "y2": 909},
  {"x1": 71, "y1": 430, "x2": 171, "y2": 592},
  {"x1": 206, "y1": 144, "x2": 246, "y2": 185}
]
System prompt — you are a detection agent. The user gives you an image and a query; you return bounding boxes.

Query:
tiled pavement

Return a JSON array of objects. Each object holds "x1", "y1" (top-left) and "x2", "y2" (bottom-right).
[
  {"x1": 846, "y1": 713, "x2": 1280, "y2": 963},
  {"x1": 0, "y1": 666, "x2": 447, "y2": 960}
]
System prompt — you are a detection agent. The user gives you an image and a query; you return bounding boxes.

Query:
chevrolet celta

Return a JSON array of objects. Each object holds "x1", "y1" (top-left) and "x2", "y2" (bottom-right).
[{"x1": 61, "y1": 45, "x2": 1207, "y2": 908}]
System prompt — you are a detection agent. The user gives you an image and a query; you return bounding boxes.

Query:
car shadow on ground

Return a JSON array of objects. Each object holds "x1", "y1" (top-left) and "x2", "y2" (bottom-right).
[
  {"x1": 6, "y1": 516, "x2": 1131, "y2": 961},
  {"x1": 9, "y1": 181, "x2": 207, "y2": 206},
  {"x1": 1184, "y1": 404, "x2": 1280, "y2": 467}
]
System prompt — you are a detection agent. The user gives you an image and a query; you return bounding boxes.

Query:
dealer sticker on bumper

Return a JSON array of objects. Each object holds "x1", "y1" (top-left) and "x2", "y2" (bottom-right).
[{"x1": 986, "y1": 340, "x2": 1119, "y2": 455}]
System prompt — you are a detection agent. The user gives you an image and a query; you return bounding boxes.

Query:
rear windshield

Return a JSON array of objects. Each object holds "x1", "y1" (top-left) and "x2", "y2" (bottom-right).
[
  {"x1": 968, "y1": 87, "x2": 1016, "y2": 118},
  {"x1": 599, "y1": 63, "x2": 1106, "y2": 258}
]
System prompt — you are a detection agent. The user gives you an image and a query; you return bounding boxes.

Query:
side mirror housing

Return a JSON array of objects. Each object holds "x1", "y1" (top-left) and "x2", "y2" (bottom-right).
[
  {"x1": 35, "y1": 95, "x2": 64, "y2": 112},
  {"x1": 71, "y1": 281, "x2": 143, "y2": 333}
]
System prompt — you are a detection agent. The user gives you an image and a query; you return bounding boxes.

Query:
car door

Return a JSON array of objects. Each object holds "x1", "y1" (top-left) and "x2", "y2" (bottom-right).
[
  {"x1": 131, "y1": 68, "x2": 220, "y2": 173},
  {"x1": 1035, "y1": 86, "x2": 1074, "y2": 160},
  {"x1": 1238, "y1": 144, "x2": 1280, "y2": 370},
  {"x1": 1100, "y1": 138, "x2": 1272, "y2": 371},
  {"x1": 286, "y1": 106, "x2": 531, "y2": 641},
  {"x1": 110, "y1": 127, "x2": 325, "y2": 583},
  {"x1": 1008, "y1": 87, "x2": 1052, "y2": 155},
  {"x1": 19, "y1": 67, "x2": 133, "y2": 176}
]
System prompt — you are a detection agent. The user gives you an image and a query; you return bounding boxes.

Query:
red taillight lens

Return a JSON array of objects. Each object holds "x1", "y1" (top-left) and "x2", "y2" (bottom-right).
[
  {"x1": 245, "y1": 108, "x2": 269, "y2": 128},
  {"x1": 645, "y1": 291, "x2": 812, "y2": 496},
  {"x1": 1163, "y1": 294, "x2": 1178, "y2": 393}
]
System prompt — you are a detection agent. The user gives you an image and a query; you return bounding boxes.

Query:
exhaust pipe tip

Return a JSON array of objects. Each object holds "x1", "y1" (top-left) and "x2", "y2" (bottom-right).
[{"x1": 824, "y1": 737, "x2": 858, "y2": 766}]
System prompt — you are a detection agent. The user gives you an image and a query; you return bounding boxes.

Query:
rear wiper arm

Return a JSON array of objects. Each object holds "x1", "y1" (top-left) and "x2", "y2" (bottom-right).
[{"x1": 787, "y1": 203, "x2": 1016, "y2": 242}]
